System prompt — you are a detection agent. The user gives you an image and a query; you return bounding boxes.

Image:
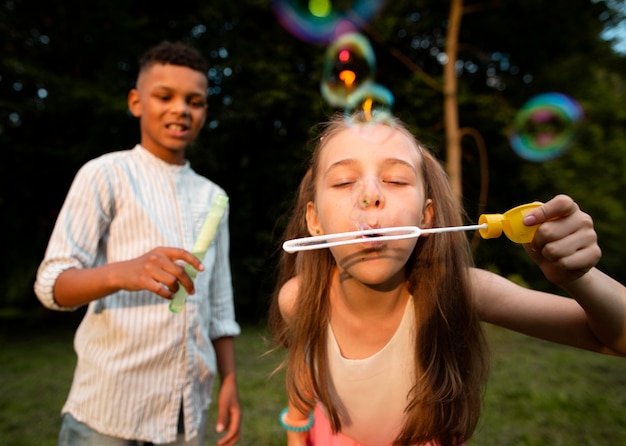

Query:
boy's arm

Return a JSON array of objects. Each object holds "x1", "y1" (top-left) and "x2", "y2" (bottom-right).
[
  {"x1": 212, "y1": 336, "x2": 241, "y2": 446},
  {"x1": 52, "y1": 247, "x2": 204, "y2": 308},
  {"x1": 35, "y1": 158, "x2": 204, "y2": 309}
]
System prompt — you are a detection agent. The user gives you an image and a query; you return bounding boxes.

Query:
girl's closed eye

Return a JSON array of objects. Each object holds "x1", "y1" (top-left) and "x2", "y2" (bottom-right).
[
  {"x1": 326, "y1": 171, "x2": 359, "y2": 188},
  {"x1": 332, "y1": 179, "x2": 357, "y2": 188},
  {"x1": 383, "y1": 178, "x2": 410, "y2": 186},
  {"x1": 380, "y1": 160, "x2": 419, "y2": 186}
]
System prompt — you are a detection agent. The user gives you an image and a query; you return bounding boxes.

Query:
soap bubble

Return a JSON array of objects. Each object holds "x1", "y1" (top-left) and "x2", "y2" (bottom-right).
[
  {"x1": 508, "y1": 92, "x2": 583, "y2": 162},
  {"x1": 271, "y1": 0, "x2": 386, "y2": 45},
  {"x1": 308, "y1": 0, "x2": 331, "y2": 17},
  {"x1": 344, "y1": 81, "x2": 394, "y2": 122},
  {"x1": 320, "y1": 32, "x2": 377, "y2": 108}
]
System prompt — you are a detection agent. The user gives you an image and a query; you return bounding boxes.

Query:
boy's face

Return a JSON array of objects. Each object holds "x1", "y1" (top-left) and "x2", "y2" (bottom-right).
[{"x1": 128, "y1": 63, "x2": 208, "y2": 164}]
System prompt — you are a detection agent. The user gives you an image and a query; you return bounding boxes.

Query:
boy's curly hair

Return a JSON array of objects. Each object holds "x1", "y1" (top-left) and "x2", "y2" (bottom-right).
[{"x1": 139, "y1": 40, "x2": 208, "y2": 75}]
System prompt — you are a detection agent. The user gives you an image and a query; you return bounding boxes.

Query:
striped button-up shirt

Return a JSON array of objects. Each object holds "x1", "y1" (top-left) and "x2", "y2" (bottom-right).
[{"x1": 34, "y1": 145, "x2": 240, "y2": 443}]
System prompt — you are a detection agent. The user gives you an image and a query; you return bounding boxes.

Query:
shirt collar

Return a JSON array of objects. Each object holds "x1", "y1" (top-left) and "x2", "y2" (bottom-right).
[{"x1": 133, "y1": 144, "x2": 191, "y2": 173}]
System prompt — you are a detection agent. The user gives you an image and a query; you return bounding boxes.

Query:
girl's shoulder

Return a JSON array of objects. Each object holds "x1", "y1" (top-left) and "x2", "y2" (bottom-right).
[{"x1": 278, "y1": 275, "x2": 301, "y2": 321}]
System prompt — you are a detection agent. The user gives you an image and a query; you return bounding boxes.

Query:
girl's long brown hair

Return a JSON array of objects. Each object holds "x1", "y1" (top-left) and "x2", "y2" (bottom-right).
[{"x1": 268, "y1": 113, "x2": 489, "y2": 446}]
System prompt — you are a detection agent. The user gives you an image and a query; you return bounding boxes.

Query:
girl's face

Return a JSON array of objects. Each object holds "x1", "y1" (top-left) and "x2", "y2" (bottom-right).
[{"x1": 306, "y1": 123, "x2": 433, "y2": 285}]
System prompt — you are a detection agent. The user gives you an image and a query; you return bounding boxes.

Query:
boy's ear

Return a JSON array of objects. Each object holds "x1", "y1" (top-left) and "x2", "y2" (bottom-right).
[
  {"x1": 127, "y1": 89, "x2": 142, "y2": 118},
  {"x1": 306, "y1": 201, "x2": 322, "y2": 236}
]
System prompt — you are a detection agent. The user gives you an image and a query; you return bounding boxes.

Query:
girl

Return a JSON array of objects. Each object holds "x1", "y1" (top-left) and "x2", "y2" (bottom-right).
[{"x1": 268, "y1": 112, "x2": 626, "y2": 446}]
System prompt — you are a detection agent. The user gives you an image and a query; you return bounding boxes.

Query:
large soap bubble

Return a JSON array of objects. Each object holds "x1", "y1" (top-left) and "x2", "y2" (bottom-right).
[
  {"x1": 271, "y1": 0, "x2": 386, "y2": 45},
  {"x1": 320, "y1": 32, "x2": 377, "y2": 107},
  {"x1": 508, "y1": 92, "x2": 584, "y2": 162}
]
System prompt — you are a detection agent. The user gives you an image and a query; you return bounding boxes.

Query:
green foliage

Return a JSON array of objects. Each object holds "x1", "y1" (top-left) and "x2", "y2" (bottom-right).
[{"x1": 2, "y1": 0, "x2": 626, "y2": 317}]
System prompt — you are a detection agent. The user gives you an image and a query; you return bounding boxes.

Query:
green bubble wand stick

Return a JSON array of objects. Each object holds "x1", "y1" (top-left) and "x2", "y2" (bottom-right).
[{"x1": 169, "y1": 194, "x2": 229, "y2": 313}]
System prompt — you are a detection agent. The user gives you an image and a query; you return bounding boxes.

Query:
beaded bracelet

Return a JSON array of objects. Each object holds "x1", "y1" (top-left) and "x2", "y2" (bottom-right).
[{"x1": 279, "y1": 407, "x2": 314, "y2": 432}]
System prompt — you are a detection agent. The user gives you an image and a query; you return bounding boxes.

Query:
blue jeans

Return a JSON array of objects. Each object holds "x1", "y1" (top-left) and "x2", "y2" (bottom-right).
[{"x1": 57, "y1": 409, "x2": 207, "y2": 446}]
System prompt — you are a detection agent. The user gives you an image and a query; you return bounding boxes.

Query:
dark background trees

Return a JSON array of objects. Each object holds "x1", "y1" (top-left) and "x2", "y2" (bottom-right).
[{"x1": 2, "y1": 0, "x2": 626, "y2": 323}]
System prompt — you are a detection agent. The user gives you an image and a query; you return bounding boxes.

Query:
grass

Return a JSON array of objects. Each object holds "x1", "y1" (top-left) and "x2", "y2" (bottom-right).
[{"x1": 1, "y1": 311, "x2": 625, "y2": 445}]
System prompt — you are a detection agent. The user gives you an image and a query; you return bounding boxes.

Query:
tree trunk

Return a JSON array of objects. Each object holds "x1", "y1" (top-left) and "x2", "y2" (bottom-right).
[{"x1": 444, "y1": 0, "x2": 463, "y2": 200}]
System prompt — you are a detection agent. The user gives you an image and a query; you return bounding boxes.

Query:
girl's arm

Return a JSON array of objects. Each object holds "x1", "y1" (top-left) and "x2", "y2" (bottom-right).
[
  {"x1": 282, "y1": 403, "x2": 314, "y2": 446},
  {"x1": 278, "y1": 277, "x2": 316, "y2": 445},
  {"x1": 473, "y1": 195, "x2": 626, "y2": 355},
  {"x1": 473, "y1": 268, "x2": 625, "y2": 355}
]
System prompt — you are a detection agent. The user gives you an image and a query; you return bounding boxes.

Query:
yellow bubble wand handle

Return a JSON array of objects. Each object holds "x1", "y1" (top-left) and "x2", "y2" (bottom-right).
[
  {"x1": 478, "y1": 202, "x2": 543, "y2": 244},
  {"x1": 169, "y1": 194, "x2": 229, "y2": 313}
]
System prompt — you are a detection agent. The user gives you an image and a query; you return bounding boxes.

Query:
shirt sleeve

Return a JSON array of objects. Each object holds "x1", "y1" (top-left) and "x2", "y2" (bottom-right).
[
  {"x1": 34, "y1": 159, "x2": 114, "y2": 311},
  {"x1": 207, "y1": 205, "x2": 241, "y2": 339}
]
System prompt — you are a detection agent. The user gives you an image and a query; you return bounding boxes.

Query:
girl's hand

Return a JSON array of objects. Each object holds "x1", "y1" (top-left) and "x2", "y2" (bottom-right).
[{"x1": 522, "y1": 194, "x2": 601, "y2": 286}]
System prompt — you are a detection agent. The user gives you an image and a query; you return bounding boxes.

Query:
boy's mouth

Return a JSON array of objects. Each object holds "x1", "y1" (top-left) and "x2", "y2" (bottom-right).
[{"x1": 166, "y1": 123, "x2": 189, "y2": 131}]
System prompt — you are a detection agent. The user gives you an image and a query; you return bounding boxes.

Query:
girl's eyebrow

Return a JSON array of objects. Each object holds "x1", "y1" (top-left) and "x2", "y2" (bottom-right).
[
  {"x1": 381, "y1": 158, "x2": 419, "y2": 173},
  {"x1": 325, "y1": 158, "x2": 357, "y2": 173},
  {"x1": 324, "y1": 158, "x2": 418, "y2": 178}
]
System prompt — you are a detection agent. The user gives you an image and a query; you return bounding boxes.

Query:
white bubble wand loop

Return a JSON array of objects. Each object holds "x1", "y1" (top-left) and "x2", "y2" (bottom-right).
[
  {"x1": 169, "y1": 194, "x2": 229, "y2": 313},
  {"x1": 282, "y1": 224, "x2": 487, "y2": 253},
  {"x1": 283, "y1": 202, "x2": 545, "y2": 253},
  {"x1": 284, "y1": 177, "x2": 487, "y2": 252}
]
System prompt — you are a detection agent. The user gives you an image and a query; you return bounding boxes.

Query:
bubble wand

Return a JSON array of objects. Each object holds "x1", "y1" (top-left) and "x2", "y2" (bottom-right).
[
  {"x1": 169, "y1": 194, "x2": 229, "y2": 313},
  {"x1": 283, "y1": 202, "x2": 542, "y2": 253}
]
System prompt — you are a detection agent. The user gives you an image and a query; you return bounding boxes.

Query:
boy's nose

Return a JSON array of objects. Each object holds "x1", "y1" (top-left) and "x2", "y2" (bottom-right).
[{"x1": 171, "y1": 98, "x2": 190, "y2": 115}]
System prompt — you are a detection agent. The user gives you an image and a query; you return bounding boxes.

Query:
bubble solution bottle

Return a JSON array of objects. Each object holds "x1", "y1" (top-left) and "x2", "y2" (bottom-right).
[{"x1": 478, "y1": 202, "x2": 543, "y2": 244}]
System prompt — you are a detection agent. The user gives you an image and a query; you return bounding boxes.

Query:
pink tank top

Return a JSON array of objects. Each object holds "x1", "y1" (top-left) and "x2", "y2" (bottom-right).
[{"x1": 324, "y1": 297, "x2": 415, "y2": 446}]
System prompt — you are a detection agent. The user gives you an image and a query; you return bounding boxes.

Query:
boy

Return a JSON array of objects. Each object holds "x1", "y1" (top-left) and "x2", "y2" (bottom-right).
[{"x1": 34, "y1": 41, "x2": 241, "y2": 445}]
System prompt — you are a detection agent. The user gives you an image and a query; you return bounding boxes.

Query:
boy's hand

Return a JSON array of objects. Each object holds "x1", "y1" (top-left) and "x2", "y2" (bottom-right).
[
  {"x1": 215, "y1": 373, "x2": 242, "y2": 445},
  {"x1": 522, "y1": 194, "x2": 601, "y2": 286},
  {"x1": 121, "y1": 247, "x2": 204, "y2": 299}
]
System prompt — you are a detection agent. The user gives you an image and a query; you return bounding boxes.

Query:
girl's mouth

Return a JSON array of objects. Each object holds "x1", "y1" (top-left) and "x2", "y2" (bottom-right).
[
  {"x1": 356, "y1": 223, "x2": 384, "y2": 239},
  {"x1": 358, "y1": 231, "x2": 387, "y2": 250}
]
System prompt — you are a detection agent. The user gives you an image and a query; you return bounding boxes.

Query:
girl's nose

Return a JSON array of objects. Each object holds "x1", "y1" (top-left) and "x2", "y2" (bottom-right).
[{"x1": 353, "y1": 177, "x2": 385, "y2": 209}]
